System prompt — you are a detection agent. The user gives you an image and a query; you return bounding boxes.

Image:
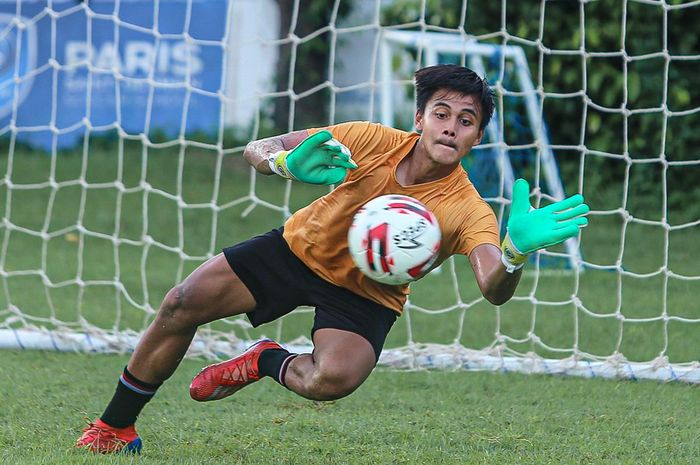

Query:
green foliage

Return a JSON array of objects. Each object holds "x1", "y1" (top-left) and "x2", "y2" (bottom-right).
[{"x1": 381, "y1": 0, "x2": 700, "y2": 218}]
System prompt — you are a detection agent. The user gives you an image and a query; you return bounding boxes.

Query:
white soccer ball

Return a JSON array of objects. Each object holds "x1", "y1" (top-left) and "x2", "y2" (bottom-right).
[{"x1": 347, "y1": 194, "x2": 442, "y2": 285}]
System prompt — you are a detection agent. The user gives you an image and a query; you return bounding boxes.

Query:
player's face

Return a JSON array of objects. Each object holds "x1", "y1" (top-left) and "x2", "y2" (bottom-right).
[{"x1": 414, "y1": 91, "x2": 484, "y2": 165}]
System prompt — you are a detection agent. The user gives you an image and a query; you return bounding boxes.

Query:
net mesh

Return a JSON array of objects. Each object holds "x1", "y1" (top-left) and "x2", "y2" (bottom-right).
[{"x1": 1, "y1": 0, "x2": 699, "y2": 382}]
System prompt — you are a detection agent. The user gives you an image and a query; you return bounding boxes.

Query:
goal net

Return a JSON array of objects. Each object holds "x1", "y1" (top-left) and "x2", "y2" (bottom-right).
[{"x1": 1, "y1": 0, "x2": 699, "y2": 383}]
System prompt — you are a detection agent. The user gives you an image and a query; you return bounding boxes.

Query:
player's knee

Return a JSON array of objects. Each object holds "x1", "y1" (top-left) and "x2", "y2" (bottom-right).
[
  {"x1": 160, "y1": 285, "x2": 186, "y2": 315},
  {"x1": 309, "y1": 367, "x2": 363, "y2": 401},
  {"x1": 157, "y1": 285, "x2": 200, "y2": 328}
]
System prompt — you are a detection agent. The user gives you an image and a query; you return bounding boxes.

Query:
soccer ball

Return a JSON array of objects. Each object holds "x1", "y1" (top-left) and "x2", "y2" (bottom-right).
[{"x1": 347, "y1": 194, "x2": 441, "y2": 285}]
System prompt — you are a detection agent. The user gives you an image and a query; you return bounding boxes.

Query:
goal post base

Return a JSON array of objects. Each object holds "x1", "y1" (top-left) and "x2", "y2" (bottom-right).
[{"x1": 3, "y1": 329, "x2": 698, "y2": 384}]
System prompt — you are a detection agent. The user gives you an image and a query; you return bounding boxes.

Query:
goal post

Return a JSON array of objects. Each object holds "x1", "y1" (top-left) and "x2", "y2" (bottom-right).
[
  {"x1": 379, "y1": 29, "x2": 582, "y2": 271},
  {"x1": 1, "y1": 0, "x2": 699, "y2": 384}
]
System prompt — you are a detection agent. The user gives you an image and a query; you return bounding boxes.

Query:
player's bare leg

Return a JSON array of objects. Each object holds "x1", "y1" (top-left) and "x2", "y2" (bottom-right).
[
  {"x1": 190, "y1": 327, "x2": 377, "y2": 402},
  {"x1": 127, "y1": 254, "x2": 257, "y2": 383},
  {"x1": 77, "y1": 253, "x2": 256, "y2": 453},
  {"x1": 284, "y1": 328, "x2": 376, "y2": 401}
]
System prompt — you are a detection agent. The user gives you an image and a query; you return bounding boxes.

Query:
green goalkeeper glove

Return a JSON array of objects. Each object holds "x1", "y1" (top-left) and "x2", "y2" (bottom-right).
[
  {"x1": 501, "y1": 178, "x2": 590, "y2": 272},
  {"x1": 268, "y1": 130, "x2": 357, "y2": 185}
]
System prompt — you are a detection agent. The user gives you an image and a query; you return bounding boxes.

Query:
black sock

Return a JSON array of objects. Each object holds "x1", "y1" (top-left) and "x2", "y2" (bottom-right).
[
  {"x1": 258, "y1": 348, "x2": 297, "y2": 387},
  {"x1": 100, "y1": 367, "x2": 162, "y2": 428}
]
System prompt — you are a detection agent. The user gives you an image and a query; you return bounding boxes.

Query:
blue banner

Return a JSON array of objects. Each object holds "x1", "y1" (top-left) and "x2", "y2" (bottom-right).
[{"x1": 0, "y1": 0, "x2": 228, "y2": 150}]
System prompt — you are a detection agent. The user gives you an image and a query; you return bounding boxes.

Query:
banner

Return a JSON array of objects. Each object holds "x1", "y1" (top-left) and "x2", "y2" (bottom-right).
[{"x1": 0, "y1": 0, "x2": 229, "y2": 150}]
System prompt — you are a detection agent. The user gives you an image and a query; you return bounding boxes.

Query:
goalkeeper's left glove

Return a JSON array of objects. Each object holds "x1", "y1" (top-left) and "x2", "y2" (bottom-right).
[
  {"x1": 268, "y1": 130, "x2": 356, "y2": 185},
  {"x1": 501, "y1": 178, "x2": 590, "y2": 273}
]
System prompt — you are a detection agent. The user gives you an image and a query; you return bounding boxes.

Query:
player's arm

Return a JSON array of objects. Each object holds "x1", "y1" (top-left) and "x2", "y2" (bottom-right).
[
  {"x1": 243, "y1": 130, "x2": 308, "y2": 175},
  {"x1": 243, "y1": 129, "x2": 357, "y2": 185},
  {"x1": 469, "y1": 243, "x2": 522, "y2": 305},
  {"x1": 470, "y1": 178, "x2": 590, "y2": 305}
]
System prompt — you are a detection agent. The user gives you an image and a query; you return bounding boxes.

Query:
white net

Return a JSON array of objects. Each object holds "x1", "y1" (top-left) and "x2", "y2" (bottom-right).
[{"x1": 1, "y1": 0, "x2": 699, "y2": 383}]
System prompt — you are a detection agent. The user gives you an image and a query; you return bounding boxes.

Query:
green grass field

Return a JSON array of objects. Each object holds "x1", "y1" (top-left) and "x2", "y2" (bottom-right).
[
  {"x1": 1, "y1": 143, "x2": 699, "y2": 463},
  {"x1": 1, "y1": 350, "x2": 699, "y2": 464}
]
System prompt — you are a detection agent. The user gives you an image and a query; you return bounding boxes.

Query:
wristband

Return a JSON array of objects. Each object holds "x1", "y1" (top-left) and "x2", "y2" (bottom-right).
[
  {"x1": 267, "y1": 150, "x2": 296, "y2": 180},
  {"x1": 501, "y1": 233, "x2": 528, "y2": 273}
]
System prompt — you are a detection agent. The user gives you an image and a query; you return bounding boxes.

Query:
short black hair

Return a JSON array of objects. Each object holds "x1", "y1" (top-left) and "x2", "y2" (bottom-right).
[{"x1": 414, "y1": 64, "x2": 494, "y2": 130}]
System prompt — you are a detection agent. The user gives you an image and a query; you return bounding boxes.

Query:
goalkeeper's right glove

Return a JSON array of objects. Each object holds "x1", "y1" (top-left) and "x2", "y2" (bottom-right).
[
  {"x1": 501, "y1": 179, "x2": 590, "y2": 273},
  {"x1": 268, "y1": 130, "x2": 357, "y2": 185}
]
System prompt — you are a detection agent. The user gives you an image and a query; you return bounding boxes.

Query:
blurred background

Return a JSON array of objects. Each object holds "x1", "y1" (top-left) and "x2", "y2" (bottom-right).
[
  {"x1": 2, "y1": 0, "x2": 697, "y2": 215},
  {"x1": 0, "y1": 0, "x2": 698, "y2": 377}
]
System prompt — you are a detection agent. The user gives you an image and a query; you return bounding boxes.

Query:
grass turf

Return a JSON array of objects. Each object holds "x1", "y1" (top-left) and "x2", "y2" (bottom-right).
[{"x1": 1, "y1": 350, "x2": 699, "y2": 464}]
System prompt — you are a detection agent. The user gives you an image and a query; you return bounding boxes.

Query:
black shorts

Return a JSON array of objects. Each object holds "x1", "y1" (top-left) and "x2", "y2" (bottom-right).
[{"x1": 222, "y1": 228, "x2": 397, "y2": 360}]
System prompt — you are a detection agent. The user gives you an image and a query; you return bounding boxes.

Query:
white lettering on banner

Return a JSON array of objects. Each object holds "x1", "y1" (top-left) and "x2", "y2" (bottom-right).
[
  {"x1": 170, "y1": 42, "x2": 202, "y2": 75},
  {"x1": 124, "y1": 41, "x2": 154, "y2": 75},
  {"x1": 158, "y1": 42, "x2": 170, "y2": 73},
  {"x1": 64, "y1": 40, "x2": 203, "y2": 77},
  {"x1": 96, "y1": 42, "x2": 121, "y2": 70},
  {"x1": 65, "y1": 41, "x2": 89, "y2": 67}
]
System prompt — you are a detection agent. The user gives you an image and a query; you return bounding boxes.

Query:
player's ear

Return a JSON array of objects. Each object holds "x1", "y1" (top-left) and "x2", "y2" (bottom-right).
[
  {"x1": 474, "y1": 128, "x2": 484, "y2": 145},
  {"x1": 414, "y1": 110, "x2": 423, "y2": 133}
]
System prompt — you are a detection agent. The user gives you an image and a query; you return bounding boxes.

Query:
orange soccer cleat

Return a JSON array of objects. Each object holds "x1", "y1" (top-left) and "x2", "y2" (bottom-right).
[
  {"x1": 189, "y1": 339, "x2": 283, "y2": 402},
  {"x1": 76, "y1": 418, "x2": 142, "y2": 454}
]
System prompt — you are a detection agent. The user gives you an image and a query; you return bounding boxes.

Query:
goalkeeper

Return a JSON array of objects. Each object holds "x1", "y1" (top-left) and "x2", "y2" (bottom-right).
[{"x1": 77, "y1": 64, "x2": 589, "y2": 453}]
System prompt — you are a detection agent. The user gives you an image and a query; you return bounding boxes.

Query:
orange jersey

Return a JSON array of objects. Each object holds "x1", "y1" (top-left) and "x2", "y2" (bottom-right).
[{"x1": 283, "y1": 121, "x2": 500, "y2": 313}]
